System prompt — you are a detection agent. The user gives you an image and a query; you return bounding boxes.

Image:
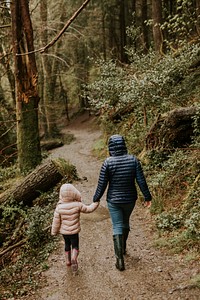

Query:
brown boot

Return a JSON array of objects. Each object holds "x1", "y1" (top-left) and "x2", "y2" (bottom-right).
[
  {"x1": 71, "y1": 248, "x2": 79, "y2": 273},
  {"x1": 65, "y1": 251, "x2": 71, "y2": 266}
]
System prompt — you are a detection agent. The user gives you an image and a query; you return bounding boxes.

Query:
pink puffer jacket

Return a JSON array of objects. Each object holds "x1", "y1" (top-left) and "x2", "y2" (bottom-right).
[{"x1": 51, "y1": 183, "x2": 99, "y2": 235}]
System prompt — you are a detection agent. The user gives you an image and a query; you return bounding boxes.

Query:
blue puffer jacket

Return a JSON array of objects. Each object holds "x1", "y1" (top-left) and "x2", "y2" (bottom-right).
[{"x1": 93, "y1": 135, "x2": 152, "y2": 204}]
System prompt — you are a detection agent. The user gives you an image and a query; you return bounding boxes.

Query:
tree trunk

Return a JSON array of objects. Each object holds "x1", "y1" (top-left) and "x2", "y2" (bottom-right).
[
  {"x1": 39, "y1": 0, "x2": 48, "y2": 137},
  {"x1": 40, "y1": 0, "x2": 59, "y2": 138},
  {"x1": 141, "y1": 0, "x2": 149, "y2": 53},
  {"x1": 119, "y1": 0, "x2": 127, "y2": 63},
  {"x1": 146, "y1": 106, "x2": 198, "y2": 150},
  {"x1": 0, "y1": 159, "x2": 76, "y2": 206},
  {"x1": 152, "y1": 0, "x2": 163, "y2": 54},
  {"x1": 101, "y1": 7, "x2": 107, "y2": 60},
  {"x1": 10, "y1": 0, "x2": 42, "y2": 173},
  {"x1": 0, "y1": 4, "x2": 16, "y2": 106}
]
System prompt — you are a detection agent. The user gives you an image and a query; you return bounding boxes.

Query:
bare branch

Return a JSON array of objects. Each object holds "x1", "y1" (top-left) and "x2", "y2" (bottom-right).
[
  {"x1": 40, "y1": 0, "x2": 91, "y2": 53},
  {"x1": 0, "y1": 24, "x2": 11, "y2": 28},
  {"x1": 0, "y1": 239, "x2": 27, "y2": 258},
  {"x1": 16, "y1": 0, "x2": 91, "y2": 56}
]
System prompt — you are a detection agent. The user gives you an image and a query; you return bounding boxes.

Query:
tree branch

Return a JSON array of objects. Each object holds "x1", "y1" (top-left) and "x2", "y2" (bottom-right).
[
  {"x1": 41, "y1": 0, "x2": 91, "y2": 53},
  {"x1": 0, "y1": 24, "x2": 11, "y2": 28},
  {"x1": 0, "y1": 239, "x2": 27, "y2": 257},
  {"x1": 16, "y1": 0, "x2": 91, "y2": 56}
]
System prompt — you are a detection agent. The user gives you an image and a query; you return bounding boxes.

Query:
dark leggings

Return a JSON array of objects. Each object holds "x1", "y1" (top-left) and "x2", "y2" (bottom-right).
[{"x1": 63, "y1": 233, "x2": 79, "y2": 252}]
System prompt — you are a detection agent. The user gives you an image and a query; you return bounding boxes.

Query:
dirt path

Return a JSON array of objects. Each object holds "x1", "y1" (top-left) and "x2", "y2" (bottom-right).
[{"x1": 34, "y1": 114, "x2": 199, "y2": 300}]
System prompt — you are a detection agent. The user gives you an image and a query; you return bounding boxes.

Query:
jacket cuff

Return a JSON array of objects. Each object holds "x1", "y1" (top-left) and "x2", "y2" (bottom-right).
[{"x1": 93, "y1": 198, "x2": 100, "y2": 202}]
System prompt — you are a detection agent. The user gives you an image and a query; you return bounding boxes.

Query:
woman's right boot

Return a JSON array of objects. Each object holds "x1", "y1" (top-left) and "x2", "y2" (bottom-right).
[
  {"x1": 113, "y1": 235, "x2": 125, "y2": 271},
  {"x1": 71, "y1": 248, "x2": 79, "y2": 273}
]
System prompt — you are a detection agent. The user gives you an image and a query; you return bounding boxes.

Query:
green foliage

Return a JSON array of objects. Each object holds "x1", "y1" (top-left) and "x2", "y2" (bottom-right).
[
  {"x1": 87, "y1": 45, "x2": 200, "y2": 158},
  {"x1": 87, "y1": 43, "x2": 200, "y2": 257},
  {"x1": 192, "y1": 104, "x2": 200, "y2": 147},
  {"x1": 161, "y1": 0, "x2": 196, "y2": 47},
  {"x1": 154, "y1": 171, "x2": 200, "y2": 252},
  {"x1": 184, "y1": 210, "x2": 200, "y2": 239},
  {"x1": 1, "y1": 204, "x2": 25, "y2": 219},
  {"x1": 0, "y1": 165, "x2": 20, "y2": 189},
  {"x1": 92, "y1": 138, "x2": 107, "y2": 160},
  {"x1": 62, "y1": 133, "x2": 75, "y2": 144},
  {"x1": 190, "y1": 274, "x2": 200, "y2": 288},
  {"x1": 156, "y1": 210, "x2": 184, "y2": 231},
  {"x1": 87, "y1": 59, "x2": 127, "y2": 111},
  {"x1": 25, "y1": 206, "x2": 50, "y2": 248},
  {"x1": 0, "y1": 188, "x2": 58, "y2": 299},
  {"x1": 52, "y1": 158, "x2": 79, "y2": 180},
  {"x1": 90, "y1": 44, "x2": 200, "y2": 109}
]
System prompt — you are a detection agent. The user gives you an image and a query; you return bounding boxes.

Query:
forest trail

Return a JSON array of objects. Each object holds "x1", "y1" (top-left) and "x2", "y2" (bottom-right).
[{"x1": 31, "y1": 113, "x2": 199, "y2": 300}]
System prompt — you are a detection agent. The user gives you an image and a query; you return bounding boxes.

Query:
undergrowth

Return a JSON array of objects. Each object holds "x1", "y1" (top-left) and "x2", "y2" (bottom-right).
[
  {"x1": 0, "y1": 190, "x2": 58, "y2": 299},
  {"x1": 0, "y1": 162, "x2": 78, "y2": 299},
  {"x1": 87, "y1": 44, "x2": 200, "y2": 259}
]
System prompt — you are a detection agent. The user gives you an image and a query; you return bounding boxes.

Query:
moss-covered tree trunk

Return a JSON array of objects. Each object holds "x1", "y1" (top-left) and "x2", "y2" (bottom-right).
[
  {"x1": 11, "y1": 0, "x2": 41, "y2": 173},
  {"x1": 0, "y1": 158, "x2": 78, "y2": 206},
  {"x1": 0, "y1": 160, "x2": 63, "y2": 206}
]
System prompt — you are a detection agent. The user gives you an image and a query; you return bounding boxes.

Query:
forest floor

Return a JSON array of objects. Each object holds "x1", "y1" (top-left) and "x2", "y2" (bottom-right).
[{"x1": 27, "y1": 112, "x2": 199, "y2": 300}]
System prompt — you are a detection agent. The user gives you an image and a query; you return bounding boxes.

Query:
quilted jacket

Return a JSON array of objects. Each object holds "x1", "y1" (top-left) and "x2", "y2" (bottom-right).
[
  {"x1": 51, "y1": 183, "x2": 99, "y2": 235},
  {"x1": 93, "y1": 135, "x2": 152, "y2": 204}
]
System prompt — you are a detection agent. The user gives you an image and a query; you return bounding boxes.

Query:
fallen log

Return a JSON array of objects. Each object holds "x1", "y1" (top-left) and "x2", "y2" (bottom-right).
[
  {"x1": 40, "y1": 139, "x2": 64, "y2": 151},
  {"x1": 146, "y1": 106, "x2": 198, "y2": 150},
  {"x1": 0, "y1": 158, "x2": 77, "y2": 206}
]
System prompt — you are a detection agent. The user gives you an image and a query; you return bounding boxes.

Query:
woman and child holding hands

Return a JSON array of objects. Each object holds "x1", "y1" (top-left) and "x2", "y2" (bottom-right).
[{"x1": 51, "y1": 134, "x2": 152, "y2": 273}]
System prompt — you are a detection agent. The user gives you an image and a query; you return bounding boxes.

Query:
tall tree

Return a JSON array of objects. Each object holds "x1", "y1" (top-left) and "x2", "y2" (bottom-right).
[
  {"x1": 152, "y1": 0, "x2": 163, "y2": 53},
  {"x1": 141, "y1": 0, "x2": 149, "y2": 53},
  {"x1": 39, "y1": 0, "x2": 60, "y2": 138},
  {"x1": 0, "y1": 5, "x2": 15, "y2": 106},
  {"x1": 119, "y1": 0, "x2": 127, "y2": 62},
  {"x1": 10, "y1": 0, "x2": 41, "y2": 173}
]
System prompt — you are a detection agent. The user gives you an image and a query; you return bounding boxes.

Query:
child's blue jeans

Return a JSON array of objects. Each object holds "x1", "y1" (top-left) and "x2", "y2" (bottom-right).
[{"x1": 107, "y1": 201, "x2": 135, "y2": 235}]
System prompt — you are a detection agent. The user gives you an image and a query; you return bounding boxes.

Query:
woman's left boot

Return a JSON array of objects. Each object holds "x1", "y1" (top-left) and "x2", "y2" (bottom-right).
[
  {"x1": 113, "y1": 235, "x2": 125, "y2": 271},
  {"x1": 65, "y1": 251, "x2": 71, "y2": 267}
]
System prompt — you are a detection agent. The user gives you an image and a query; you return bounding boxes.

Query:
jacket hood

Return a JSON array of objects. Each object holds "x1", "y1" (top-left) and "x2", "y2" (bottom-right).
[
  {"x1": 59, "y1": 183, "x2": 81, "y2": 203},
  {"x1": 108, "y1": 135, "x2": 127, "y2": 156}
]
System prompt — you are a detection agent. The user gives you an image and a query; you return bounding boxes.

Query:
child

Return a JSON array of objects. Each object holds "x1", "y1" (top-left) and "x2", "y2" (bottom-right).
[{"x1": 51, "y1": 183, "x2": 99, "y2": 273}]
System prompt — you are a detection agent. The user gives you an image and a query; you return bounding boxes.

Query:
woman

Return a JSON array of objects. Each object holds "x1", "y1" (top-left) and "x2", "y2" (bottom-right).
[{"x1": 93, "y1": 134, "x2": 152, "y2": 271}]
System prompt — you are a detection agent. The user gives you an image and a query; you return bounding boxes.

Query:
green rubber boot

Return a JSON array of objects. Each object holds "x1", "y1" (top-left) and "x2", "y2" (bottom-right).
[{"x1": 113, "y1": 235, "x2": 125, "y2": 271}]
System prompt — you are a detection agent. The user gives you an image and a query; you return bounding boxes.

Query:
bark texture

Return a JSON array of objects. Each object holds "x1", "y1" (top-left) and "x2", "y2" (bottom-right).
[
  {"x1": 0, "y1": 159, "x2": 73, "y2": 206},
  {"x1": 146, "y1": 106, "x2": 198, "y2": 150},
  {"x1": 11, "y1": 0, "x2": 41, "y2": 172},
  {"x1": 152, "y1": 0, "x2": 163, "y2": 53}
]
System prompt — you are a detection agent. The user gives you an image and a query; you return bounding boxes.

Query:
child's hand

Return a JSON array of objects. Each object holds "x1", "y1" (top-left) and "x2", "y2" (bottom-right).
[
  {"x1": 94, "y1": 201, "x2": 100, "y2": 208},
  {"x1": 144, "y1": 201, "x2": 151, "y2": 208}
]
